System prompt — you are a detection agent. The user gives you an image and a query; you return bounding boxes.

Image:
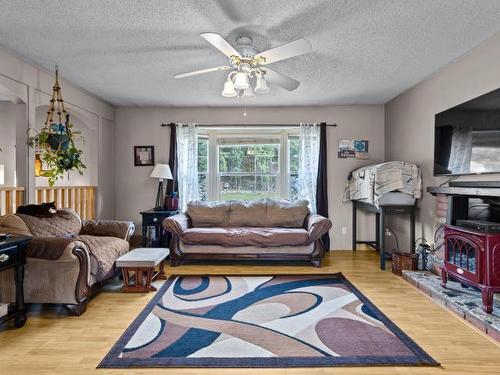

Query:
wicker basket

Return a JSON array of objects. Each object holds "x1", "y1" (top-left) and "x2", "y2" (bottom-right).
[{"x1": 391, "y1": 251, "x2": 417, "y2": 276}]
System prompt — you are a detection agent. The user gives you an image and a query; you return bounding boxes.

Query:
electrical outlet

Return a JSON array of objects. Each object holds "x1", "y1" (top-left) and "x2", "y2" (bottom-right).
[
  {"x1": 341, "y1": 226, "x2": 347, "y2": 235},
  {"x1": 385, "y1": 228, "x2": 392, "y2": 236}
]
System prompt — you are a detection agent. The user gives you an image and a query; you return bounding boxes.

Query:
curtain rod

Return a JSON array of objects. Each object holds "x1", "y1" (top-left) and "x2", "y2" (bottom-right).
[{"x1": 161, "y1": 122, "x2": 338, "y2": 128}]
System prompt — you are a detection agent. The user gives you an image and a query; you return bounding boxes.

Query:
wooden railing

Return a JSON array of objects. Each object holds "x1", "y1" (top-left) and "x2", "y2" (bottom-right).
[
  {"x1": 35, "y1": 186, "x2": 97, "y2": 220},
  {"x1": 0, "y1": 187, "x2": 25, "y2": 216}
]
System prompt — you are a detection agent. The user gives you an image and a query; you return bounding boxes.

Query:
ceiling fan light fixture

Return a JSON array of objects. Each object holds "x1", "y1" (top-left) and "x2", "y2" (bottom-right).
[
  {"x1": 233, "y1": 71, "x2": 249, "y2": 90},
  {"x1": 222, "y1": 78, "x2": 237, "y2": 97},
  {"x1": 241, "y1": 86, "x2": 256, "y2": 100},
  {"x1": 255, "y1": 74, "x2": 269, "y2": 94}
]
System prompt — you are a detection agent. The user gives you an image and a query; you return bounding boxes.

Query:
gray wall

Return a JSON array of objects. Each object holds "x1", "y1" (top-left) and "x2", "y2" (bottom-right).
[
  {"x1": 385, "y1": 31, "x2": 500, "y2": 248},
  {"x1": 114, "y1": 105, "x2": 385, "y2": 250}
]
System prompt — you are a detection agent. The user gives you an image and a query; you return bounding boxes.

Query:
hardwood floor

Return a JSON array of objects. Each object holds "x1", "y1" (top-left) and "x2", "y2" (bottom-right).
[{"x1": 1, "y1": 250, "x2": 500, "y2": 374}]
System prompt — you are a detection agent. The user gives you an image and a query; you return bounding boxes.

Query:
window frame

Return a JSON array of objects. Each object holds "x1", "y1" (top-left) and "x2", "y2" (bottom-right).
[{"x1": 198, "y1": 127, "x2": 299, "y2": 201}]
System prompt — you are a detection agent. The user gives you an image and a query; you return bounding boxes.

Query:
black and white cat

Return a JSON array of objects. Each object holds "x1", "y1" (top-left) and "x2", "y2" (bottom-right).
[{"x1": 17, "y1": 202, "x2": 57, "y2": 218}]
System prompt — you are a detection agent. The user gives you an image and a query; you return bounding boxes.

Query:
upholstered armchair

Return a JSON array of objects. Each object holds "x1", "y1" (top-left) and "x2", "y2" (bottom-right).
[{"x1": 0, "y1": 210, "x2": 135, "y2": 315}]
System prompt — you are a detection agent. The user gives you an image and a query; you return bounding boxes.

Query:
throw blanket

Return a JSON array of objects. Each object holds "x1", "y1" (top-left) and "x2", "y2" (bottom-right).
[
  {"x1": 343, "y1": 161, "x2": 422, "y2": 206},
  {"x1": 16, "y1": 210, "x2": 81, "y2": 237}
]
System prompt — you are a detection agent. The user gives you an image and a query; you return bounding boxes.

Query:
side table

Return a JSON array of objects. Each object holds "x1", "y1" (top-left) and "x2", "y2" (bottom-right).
[
  {"x1": 140, "y1": 209, "x2": 179, "y2": 247},
  {"x1": 0, "y1": 235, "x2": 32, "y2": 328}
]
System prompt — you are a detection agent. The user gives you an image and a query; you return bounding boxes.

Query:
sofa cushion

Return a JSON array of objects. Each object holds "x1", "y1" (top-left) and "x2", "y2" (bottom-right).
[
  {"x1": 229, "y1": 200, "x2": 267, "y2": 227},
  {"x1": 179, "y1": 241, "x2": 315, "y2": 255},
  {"x1": 76, "y1": 235, "x2": 129, "y2": 283},
  {"x1": 187, "y1": 201, "x2": 230, "y2": 227},
  {"x1": 16, "y1": 209, "x2": 81, "y2": 237},
  {"x1": 181, "y1": 227, "x2": 309, "y2": 247},
  {"x1": 265, "y1": 199, "x2": 310, "y2": 228}
]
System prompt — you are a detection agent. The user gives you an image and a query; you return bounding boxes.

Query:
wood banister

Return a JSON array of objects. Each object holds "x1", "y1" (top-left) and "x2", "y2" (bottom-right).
[
  {"x1": 35, "y1": 186, "x2": 97, "y2": 220},
  {"x1": 0, "y1": 186, "x2": 96, "y2": 219},
  {"x1": 0, "y1": 187, "x2": 25, "y2": 216}
]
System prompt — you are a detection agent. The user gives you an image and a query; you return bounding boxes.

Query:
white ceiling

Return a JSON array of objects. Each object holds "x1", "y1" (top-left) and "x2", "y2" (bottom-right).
[{"x1": 1, "y1": 0, "x2": 500, "y2": 107}]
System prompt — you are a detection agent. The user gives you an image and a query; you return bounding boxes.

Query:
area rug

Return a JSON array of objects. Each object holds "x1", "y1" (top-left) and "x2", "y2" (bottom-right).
[{"x1": 99, "y1": 274, "x2": 438, "y2": 368}]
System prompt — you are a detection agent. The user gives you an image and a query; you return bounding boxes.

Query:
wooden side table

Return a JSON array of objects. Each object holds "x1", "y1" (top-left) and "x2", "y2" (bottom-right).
[
  {"x1": 140, "y1": 209, "x2": 179, "y2": 247},
  {"x1": 0, "y1": 235, "x2": 31, "y2": 328}
]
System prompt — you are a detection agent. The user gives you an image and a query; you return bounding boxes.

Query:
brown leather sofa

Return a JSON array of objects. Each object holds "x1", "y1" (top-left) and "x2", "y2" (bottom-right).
[
  {"x1": 0, "y1": 209, "x2": 134, "y2": 315},
  {"x1": 163, "y1": 199, "x2": 332, "y2": 267}
]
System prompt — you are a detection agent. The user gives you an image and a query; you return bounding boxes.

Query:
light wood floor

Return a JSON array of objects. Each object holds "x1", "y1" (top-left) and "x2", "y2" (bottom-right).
[{"x1": 1, "y1": 250, "x2": 500, "y2": 375}]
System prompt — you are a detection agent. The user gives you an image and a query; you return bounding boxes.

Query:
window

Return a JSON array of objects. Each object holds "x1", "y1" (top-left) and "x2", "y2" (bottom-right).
[
  {"x1": 218, "y1": 143, "x2": 279, "y2": 200},
  {"x1": 198, "y1": 128, "x2": 298, "y2": 201}
]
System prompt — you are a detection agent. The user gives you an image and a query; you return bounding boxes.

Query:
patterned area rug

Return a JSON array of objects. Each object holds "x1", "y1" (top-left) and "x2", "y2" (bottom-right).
[{"x1": 99, "y1": 274, "x2": 438, "y2": 368}]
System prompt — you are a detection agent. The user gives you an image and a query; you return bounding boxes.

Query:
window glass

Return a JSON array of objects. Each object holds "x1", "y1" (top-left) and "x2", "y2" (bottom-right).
[{"x1": 218, "y1": 143, "x2": 279, "y2": 201}]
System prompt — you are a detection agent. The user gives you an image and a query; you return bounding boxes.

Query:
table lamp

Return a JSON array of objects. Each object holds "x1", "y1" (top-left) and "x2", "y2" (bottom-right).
[{"x1": 150, "y1": 163, "x2": 172, "y2": 210}]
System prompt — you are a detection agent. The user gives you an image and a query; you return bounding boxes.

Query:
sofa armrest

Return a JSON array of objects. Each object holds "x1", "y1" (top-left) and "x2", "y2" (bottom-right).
[
  {"x1": 163, "y1": 213, "x2": 192, "y2": 238},
  {"x1": 26, "y1": 237, "x2": 88, "y2": 260},
  {"x1": 80, "y1": 220, "x2": 135, "y2": 241},
  {"x1": 305, "y1": 214, "x2": 332, "y2": 243}
]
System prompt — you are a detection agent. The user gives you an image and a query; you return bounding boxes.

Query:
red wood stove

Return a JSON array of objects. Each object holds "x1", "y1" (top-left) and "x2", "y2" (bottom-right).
[{"x1": 441, "y1": 225, "x2": 500, "y2": 313}]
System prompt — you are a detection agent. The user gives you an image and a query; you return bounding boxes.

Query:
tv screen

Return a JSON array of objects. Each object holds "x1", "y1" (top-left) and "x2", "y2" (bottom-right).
[{"x1": 434, "y1": 87, "x2": 500, "y2": 176}]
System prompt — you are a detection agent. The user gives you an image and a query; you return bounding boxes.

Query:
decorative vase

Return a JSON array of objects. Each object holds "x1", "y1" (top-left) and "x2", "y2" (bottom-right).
[{"x1": 165, "y1": 192, "x2": 179, "y2": 210}]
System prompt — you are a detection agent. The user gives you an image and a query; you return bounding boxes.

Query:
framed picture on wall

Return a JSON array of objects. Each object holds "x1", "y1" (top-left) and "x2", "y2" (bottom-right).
[{"x1": 134, "y1": 146, "x2": 155, "y2": 166}]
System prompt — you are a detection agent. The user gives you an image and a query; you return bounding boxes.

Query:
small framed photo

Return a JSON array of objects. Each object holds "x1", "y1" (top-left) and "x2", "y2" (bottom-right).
[
  {"x1": 134, "y1": 146, "x2": 155, "y2": 166},
  {"x1": 354, "y1": 140, "x2": 369, "y2": 152}
]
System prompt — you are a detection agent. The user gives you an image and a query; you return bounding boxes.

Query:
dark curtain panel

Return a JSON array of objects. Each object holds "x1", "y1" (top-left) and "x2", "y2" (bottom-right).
[
  {"x1": 316, "y1": 122, "x2": 330, "y2": 250},
  {"x1": 165, "y1": 123, "x2": 178, "y2": 195}
]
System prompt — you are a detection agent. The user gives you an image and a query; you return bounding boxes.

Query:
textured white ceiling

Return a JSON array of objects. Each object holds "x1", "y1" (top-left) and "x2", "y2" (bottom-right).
[{"x1": 0, "y1": 0, "x2": 500, "y2": 107}]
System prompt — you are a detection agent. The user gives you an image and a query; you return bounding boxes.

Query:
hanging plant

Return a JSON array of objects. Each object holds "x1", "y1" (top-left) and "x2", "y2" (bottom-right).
[{"x1": 27, "y1": 67, "x2": 86, "y2": 186}]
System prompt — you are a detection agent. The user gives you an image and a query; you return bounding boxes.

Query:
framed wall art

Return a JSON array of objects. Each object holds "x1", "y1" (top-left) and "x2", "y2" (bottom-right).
[{"x1": 134, "y1": 146, "x2": 155, "y2": 166}]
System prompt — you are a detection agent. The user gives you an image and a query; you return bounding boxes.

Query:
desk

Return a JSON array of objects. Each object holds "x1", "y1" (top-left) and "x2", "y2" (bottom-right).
[{"x1": 352, "y1": 200, "x2": 415, "y2": 270}]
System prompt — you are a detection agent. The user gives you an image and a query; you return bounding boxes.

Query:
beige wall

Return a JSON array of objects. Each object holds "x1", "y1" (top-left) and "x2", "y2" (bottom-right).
[
  {"x1": 0, "y1": 47, "x2": 115, "y2": 218},
  {"x1": 114, "y1": 105, "x2": 385, "y2": 250},
  {"x1": 0, "y1": 103, "x2": 25, "y2": 187},
  {"x1": 385, "y1": 31, "x2": 500, "y2": 248}
]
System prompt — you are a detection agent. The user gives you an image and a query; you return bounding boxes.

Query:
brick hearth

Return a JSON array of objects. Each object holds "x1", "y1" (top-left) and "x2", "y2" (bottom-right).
[{"x1": 403, "y1": 270, "x2": 500, "y2": 342}]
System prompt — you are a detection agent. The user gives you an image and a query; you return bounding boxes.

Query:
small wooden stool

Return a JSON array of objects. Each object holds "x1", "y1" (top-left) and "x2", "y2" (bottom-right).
[{"x1": 116, "y1": 248, "x2": 169, "y2": 292}]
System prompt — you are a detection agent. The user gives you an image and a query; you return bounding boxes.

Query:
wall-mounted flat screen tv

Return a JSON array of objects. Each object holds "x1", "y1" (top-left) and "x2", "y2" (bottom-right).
[{"x1": 434, "y1": 87, "x2": 500, "y2": 176}]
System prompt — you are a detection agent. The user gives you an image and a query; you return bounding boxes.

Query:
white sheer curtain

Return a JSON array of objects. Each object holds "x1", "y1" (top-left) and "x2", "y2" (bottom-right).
[
  {"x1": 176, "y1": 122, "x2": 199, "y2": 211},
  {"x1": 297, "y1": 122, "x2": 320, "y2": 213}
]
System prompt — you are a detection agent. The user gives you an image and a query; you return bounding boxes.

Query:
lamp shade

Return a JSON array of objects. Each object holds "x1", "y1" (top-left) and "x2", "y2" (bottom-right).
[
  {"x1": 241, "y1": 86, "x2": 256, "y2": 99},
  {"x1": 233, "y1": 71, "x2": 249, "y2": 90},
  {"x1": 150, "y1": 163, "x2": 172, "y2": 180},
  {"x1": 222, "y1": 78, "x2": 237, "y2": 97},
  {"x1": 0, "y1": 164, "x2": 4, "y2": 185},
  {"x1": 255, "y1": 75, "x2": 269, "y2": 94}
]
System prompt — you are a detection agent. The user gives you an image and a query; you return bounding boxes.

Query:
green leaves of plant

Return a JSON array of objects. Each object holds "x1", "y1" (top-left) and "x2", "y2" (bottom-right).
[{"x1": 27, "y1": 122, "x2": 86, "y2": 186}]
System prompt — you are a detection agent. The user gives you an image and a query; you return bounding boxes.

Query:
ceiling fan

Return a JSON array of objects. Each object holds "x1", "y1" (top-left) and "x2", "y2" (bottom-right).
[{"x1": 174, "y1": 33, "x2": 312, "y2": 98}]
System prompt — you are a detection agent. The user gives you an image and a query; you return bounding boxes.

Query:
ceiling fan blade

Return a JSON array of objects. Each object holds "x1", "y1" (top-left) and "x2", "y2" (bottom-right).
[
  {"x1": 200, "y1": 32, "x2": 241, "y2": 58},
  {"x1": 263, "y1": 68, "x2": 300, "y2": 91},
  {"x1": 256, "y1": 38, "x2": 312, "y2": 65},
  {"x1": 174, "y1": 66, "x2": 231, "y2": 79}
]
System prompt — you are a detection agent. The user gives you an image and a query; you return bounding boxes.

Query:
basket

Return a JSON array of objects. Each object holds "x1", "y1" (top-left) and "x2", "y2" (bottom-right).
[{"x1": 391, "y1": 251, "x2": 417, "y2": 276}]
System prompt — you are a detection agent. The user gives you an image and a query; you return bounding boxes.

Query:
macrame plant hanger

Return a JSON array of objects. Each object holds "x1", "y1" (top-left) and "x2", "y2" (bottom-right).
[{"x1": 44, "y1": 65, "x2": 70, "y2": 137}]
